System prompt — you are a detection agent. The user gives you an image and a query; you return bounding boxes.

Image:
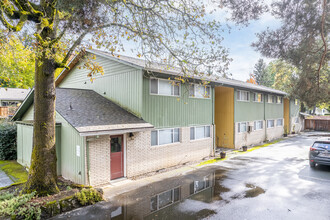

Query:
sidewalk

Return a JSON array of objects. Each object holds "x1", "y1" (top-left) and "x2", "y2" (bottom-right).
[{"x1": 0, "y1": 170, "x2": 13, "y2": 188}]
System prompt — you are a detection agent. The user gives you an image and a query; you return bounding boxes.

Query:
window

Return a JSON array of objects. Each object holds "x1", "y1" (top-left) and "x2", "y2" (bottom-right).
[
  {"x1": 238, "y1": 122, "x2": 247, "y2": 133},
  {"x1": 189, "y1": 84, "x2": 211, "y2": 98},
  {"x1": 237, "y1": 90, "x2": 249, "y2": 101},
  {"x1": 190, "y1": 175, "x2": 211, "y2": 195},
  {"x1": 151, "y1": 128, "x2": 180, "y2": 146},
  {"x1": 267, "y1": 120, "x2": 275, "y2": 128},
  {"x1": 252, "y1": 93, "x2": 263, "y2": 103},
  {"x1": 190, "y1": 125, "x2": 211, "y2": 140},
  {"x1": 277, "y1": 96, "x2": 283, "y2": 104},
  {"x1": 267, "y1": 95, "x2": 275, "y2": 103},
  {"x1": 151, "y1": 187, "x2": 180, "y2": 212},
  {"x1": 295, "y1": 117, "x2": 299, "y2": 123},
  {"x1": 254, "y1": 120, "x2": 263, "y2": 130},
  {"x1": 150, "y1": 78, "x2": 180, "y2": 96},
  {"x1": 277, "y1": 118, "x2": 283, "y2": 126},
  {"x1": 295, "y1": 99, "x2": 299, "y2": 105}
]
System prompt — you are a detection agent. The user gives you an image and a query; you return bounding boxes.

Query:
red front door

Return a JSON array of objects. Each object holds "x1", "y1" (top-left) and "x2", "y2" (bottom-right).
[{"x1": 110, "y1": 135, "x2": 124, "y2": 180}]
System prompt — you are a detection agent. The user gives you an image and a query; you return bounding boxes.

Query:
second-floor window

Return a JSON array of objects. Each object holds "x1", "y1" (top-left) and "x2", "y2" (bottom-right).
[
  {"x1": 267, "y1": 95, "x2": 276, "y2": 103},
  {"x1": 189, "y1": 84, "x2": 211, "y2": 98},
  {"x1": 151, "y1": 128, "x2": 180, "y2": 146},
  {"x1": 295, "y1": 99, "x2": 299, "y2": 105},
  {"x1": 237, "y1": 90, "x2": 249, "y2": 101},
  {"x1": 252, "y1": 93, "x2": 263, "y2": 103},
  {"x1": 277, "y1": 96, "x2": 283, "y2": 104},
  {"x1": 150, "y1": 78, "x2": 180, "y2": 96}
]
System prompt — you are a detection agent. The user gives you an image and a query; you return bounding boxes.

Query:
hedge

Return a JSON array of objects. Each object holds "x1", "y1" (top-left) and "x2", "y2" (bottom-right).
[{"x1": 0, "y1": 123, "x2": 17, "y2": 160}]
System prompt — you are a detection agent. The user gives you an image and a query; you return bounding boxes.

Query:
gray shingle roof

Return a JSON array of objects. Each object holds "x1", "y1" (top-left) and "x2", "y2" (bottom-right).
[
  {"x1": 0, "y1": 88, "x2": 30, "y2": 101},
  {"x1": 56, "y1": 88, "x2": 153, "y2": 134},
  {"x1": 88, "y1": 49, "x2": 287, "y2": 95}
]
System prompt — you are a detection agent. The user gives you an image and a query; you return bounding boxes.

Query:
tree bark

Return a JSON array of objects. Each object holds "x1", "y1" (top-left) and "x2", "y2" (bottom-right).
[{"x1": 23, "y1": 28, "x2": 59, "y2": 195}]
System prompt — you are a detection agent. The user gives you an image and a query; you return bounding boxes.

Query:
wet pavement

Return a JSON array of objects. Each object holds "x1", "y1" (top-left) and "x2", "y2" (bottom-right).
[{"x1": 52, "y1": 132, "x2": 330, "y2": 220}]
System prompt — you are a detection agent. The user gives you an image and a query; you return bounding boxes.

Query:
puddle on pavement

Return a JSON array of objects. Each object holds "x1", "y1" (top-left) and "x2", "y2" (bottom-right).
[
  {"x1": 244, "y1": 183, "x2": 266, "y2": 198},
  {"x1": 52, "y1": 166, "x2": 231, "y2": 220}
]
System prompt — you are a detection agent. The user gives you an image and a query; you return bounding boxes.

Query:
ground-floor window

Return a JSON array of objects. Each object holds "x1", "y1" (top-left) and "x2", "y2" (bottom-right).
[
  {"x1": 277, "y1": 118, "x2": 283, "y2": 126},
  {"x1": 190, "y1": 125, "x2": 211, "y2": 140},
  {"x1": 254, "y1": 120, "x2": 263, "y2": 130},
  {"x1": 295, "y1": 117, "x2": 299, "y2": 123},
  {"x1": 190, "y1": 175, "x2": 212, "y2": 195},
  {"x1": 267, "y1": 120, "x2": 275, "y2": 128},
  {"x1": 150, "y1": 187, "x2": 180, "y2": 212},
  {"x1": 151, "y1": 128, "x2": 180, "y2": 146},
  {"x1": 238, "y1": 122, "x2": 247, "y2": 133}
]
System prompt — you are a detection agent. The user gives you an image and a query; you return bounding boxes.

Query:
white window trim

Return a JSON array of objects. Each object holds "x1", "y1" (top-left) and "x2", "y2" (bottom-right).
[
  {"x1": 254, "y1": 120, "x2": 263, "y2": 131},
  {"x1": 267, "y1": 119, "x2": 275, "y2": 128},
  {"x1": 237, "y1": 90, "x2": 250, "y2": 102},
  {"x1": 151, "y1": 186, "x2": 181, "y2": 212},
  {"x1": 252, "y1": 92, "x2": 263, "y2": 103},
  {"x1": 276, "y1": 118, "x2": 283, "y2": 127},
  {"x1": 276, "y1": 96, "x2": 283, "y2": 104},
  {"x1": 238, "y1": 122, "x2": 248, "y2": 133},
  {"x1": 151, "y1": 128, "x2": 181, "y2": 146},
  {"x1": 189, "y1": 84, "x2": 211, "y2": 99},
  {"x1": 190, "y1": 125, "x2": 211, "y2": 141},
  {"x1": 149, "y1": 78, "x2": 181, "y2": 97},
  {"x1": 267, "y1": 95, "x2": 276, "y2": 104}
]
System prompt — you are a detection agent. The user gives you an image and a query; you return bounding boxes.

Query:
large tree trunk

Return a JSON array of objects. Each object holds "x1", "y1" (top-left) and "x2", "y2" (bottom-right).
[{"x1": 24, "y1": 29, "x2": 59, "y2": 195}]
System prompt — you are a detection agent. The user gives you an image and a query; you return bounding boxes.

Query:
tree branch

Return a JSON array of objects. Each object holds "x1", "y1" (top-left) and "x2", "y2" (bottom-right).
[{"x1": 316, "y1": 0, "x2": 327, "y2": 89}]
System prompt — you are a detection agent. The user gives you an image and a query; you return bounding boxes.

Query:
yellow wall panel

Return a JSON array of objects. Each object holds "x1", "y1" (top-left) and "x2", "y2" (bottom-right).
[
  {"x1": 215, "y1": 86, "x2": 234, "y2": 148},
  {"x1": 284, "y1": 98, "x2": 290, "y2": 134}
]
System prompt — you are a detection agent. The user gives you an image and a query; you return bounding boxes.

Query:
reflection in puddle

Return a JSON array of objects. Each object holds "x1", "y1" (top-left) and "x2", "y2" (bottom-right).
[
  {"x1": 109, "y1": 167, "x2": 228, "y2": 220},
  {"x1": 244, "y1": 183, "x2": 266, "y2": 198}
]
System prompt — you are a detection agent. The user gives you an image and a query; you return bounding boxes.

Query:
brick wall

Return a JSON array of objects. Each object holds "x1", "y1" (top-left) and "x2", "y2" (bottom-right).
[
  {"x1": 235, "y1": 121, "x2": 266, "y2": 149},
  {"x1": 126, "y1": 126, "x2": 213, "y2": 177},
  {"x1": 88, "y1": 135, "x2": 111, "y2": 186}
]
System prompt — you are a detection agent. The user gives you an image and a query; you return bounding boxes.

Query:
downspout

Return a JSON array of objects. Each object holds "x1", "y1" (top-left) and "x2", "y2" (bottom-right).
[
  {"x1": 85, "y1": 137, "x2": 91, "y2": 186},
  {"x1": 264, "y1": 95, "x2": 267, "y2": 141},
  {"x1": 212, "y1": 87, "x2": 215, "y2": 157}
]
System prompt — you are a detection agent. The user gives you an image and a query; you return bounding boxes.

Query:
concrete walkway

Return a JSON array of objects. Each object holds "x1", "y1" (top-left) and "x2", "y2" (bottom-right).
[{"x1": 0, "y1": 170, "x2": 13, "y2": 188}]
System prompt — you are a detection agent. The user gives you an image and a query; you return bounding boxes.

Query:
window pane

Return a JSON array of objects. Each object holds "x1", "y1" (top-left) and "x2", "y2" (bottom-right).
[
  {"x1": 158, "y1": 190, "x2": 173, "y2": 208},
  {"x1": 158, "y1": 80, "x2": 172, "y2": 95},
  {"x1": 206, "y1": 87, "x2": 210, "y2": 98},
  {"x1": 150, "y1": 79, "x2": 158, "y2": 94},
  {"x1": 151, "y1": 131, "x2": 158, "y2": 146},
  {"x1": 174, "y1": 128, "x2": 180, "y2": 142},
  {"x1": 240, "y1": 123, "x2": 247, "y2": 132},
  {"x1": 205, "y1": 126, "x2": 210, "y2": 137},
  {"x1": 173, "y1": 83, "x2": 180, "y2": 96},
  {"x1": 194, "y1": 180, "x2": 205, "y2": 193},
  {"x1": 254, "y1": 121, "x2": 256, "y2": 130},
  {"x1": 195, "y1": 85, "x2": 204, "y2": 98},
  {"x1": 196, "y1": 126, "x2": 205, "y2": 139},
  {"x1": 174, "y1": 188, "x2": 180, "y2": 202},
  {"x1": 190, "y1": 127, "x2": 195, "y2": 140},
  {"x1": 159, "y1": 129, "x2": 173, "y2": 145},
  {"x1": 150, "y1": 196, "x2": 158, "y2": 212},
  {"x1": 189, "y1": 84, "x2": 195, "y2": 97},
  {"x1": 238, "y1": 123, "x2": 240, "y2": 133}
]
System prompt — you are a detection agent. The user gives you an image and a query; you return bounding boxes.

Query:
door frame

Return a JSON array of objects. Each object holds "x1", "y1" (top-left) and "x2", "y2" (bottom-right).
[{"x1": 110, "y1": 134, "x2": 127, "y2": 180}]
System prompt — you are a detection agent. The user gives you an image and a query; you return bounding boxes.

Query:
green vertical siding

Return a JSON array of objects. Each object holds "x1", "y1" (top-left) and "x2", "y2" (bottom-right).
[
  {"x1": 22, "y1": 106, "x2": 33, "y2": 120},
  {"x1": 56, "y1": 113, "x2": 85, "y2": 184},
  {"x1": 265, "y1": 97, "x2": 284, "y2": 119},
  {"x1": 234, "y1": 90, "x2": 265, "y2": 122},
  {"x1": 16, "y1": 123, "x2": 62, "y2": 175},
  {"x1": 290, "y1": 99, "x2": 300, "y2": 117},
  {"x1": 142, "y1": 77, "x2": 213, "y2": 128},
  {"x1": 59, "y1": 54, "x2": 143, "y2": 117}
]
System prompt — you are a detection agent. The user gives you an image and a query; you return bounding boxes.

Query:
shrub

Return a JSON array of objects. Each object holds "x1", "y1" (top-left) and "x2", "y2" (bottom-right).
[
  {"x1": 75, "y1": 188, "x2": 103, "y2": 206},
  {"x1": 0, "y1": 123, "x2": 17, "y2": 160},
  {"x1": 0, "y1": 191, "x2": 41, "y2": 219}
]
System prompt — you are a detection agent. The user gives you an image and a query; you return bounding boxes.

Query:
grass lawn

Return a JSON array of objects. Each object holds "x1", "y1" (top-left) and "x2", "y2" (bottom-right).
[{"x1": 0, "y1": 161, "x2": 28, "y2": 185}]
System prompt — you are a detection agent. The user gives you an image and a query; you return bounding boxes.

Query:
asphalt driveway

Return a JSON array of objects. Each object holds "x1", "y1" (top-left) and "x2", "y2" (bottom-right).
[{"x1": 52, "y1": 132, "x2": 330, "y2": 220}]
